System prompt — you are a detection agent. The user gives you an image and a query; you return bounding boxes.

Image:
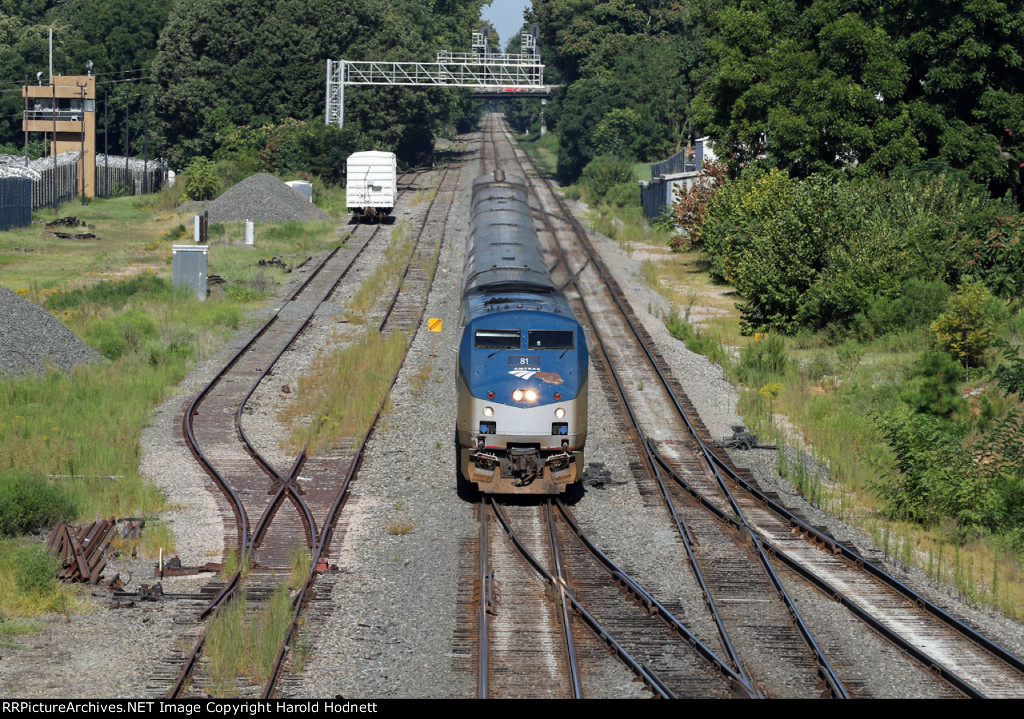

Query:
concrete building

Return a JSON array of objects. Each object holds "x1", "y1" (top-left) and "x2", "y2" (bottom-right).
[{"x1": 22, "y1": 75, "x2": 96, "y2": 198}]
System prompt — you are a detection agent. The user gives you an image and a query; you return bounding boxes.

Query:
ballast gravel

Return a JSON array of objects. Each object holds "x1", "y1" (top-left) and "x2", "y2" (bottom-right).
[
  {"x1": 0, "y1": 284, "x2": 103, "y2": 377},
  {"x1": 190, "y1": 173, "x2": 331, "y2": 224}
]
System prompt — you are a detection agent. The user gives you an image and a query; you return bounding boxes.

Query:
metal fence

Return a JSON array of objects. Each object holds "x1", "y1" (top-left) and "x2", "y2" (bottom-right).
[
  {"x1": 650, "y1": 147, "x2": 696, "y2": 178},
  {"x1": 0, "y1": 175, "x2": 33, "y2": 230},
  {"x1": 29, "y1": 152, "x2": 80, "y2": 210},
  {"x1": 95, "y1": 154, "x2": 164, "y2": 197},
  {"x1": 639, "y1": 139, "x2": 719, "y2": 221},
  {"x1": 0, "y1": 152, "x2": 165, "y2": 230}
]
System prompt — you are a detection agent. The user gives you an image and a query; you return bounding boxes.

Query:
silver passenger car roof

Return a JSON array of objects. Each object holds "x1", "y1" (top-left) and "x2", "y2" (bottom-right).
[{"x1": 463, "y1": 173, "x2": 556, "y2": 294}]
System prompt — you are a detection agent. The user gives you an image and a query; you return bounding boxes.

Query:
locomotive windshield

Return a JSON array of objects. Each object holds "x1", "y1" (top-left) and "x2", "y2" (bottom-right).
[
  {"x1": 475, "y1": 329, "x2": 521, "y2": 349},
  {"x1": 528, "y1": 330, "x2": 574, "y2": 349}
]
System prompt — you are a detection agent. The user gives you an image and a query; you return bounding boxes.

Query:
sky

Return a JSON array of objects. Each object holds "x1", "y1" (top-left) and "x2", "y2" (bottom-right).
[{"x1": 480, "y1": 1, "x2": 532, "y2": 49}]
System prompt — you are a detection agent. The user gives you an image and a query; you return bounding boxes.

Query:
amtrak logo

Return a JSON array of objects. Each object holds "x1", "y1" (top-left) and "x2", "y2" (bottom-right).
[{"x1": 508, "y1": 370, "x2": 564, "y2": 385}]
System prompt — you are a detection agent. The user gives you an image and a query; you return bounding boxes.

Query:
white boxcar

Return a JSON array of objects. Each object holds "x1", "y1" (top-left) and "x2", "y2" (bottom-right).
[{"x1": 346, "y1": 151, "x2": 397, "y2": 221}]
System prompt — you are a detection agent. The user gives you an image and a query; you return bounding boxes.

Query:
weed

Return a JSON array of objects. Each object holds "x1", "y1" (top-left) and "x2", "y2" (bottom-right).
[
  {"x1": 387, "y1": 516, "x2": 417, "y2": 535},
  {"x1": 280, "y1": 330, "x2": 408, "y2": 453},
  {"x1": 137, "y1": 521, "x2": 175, "y2": 560}
]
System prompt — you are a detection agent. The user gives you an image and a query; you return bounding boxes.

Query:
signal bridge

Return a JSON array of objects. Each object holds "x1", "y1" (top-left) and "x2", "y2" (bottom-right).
[{"x1": 325, "y1": 30, "x2": 552, "y2": 127}]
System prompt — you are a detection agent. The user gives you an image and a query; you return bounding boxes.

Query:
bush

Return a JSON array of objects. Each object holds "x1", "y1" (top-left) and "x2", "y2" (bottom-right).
[
  {"x1": 46, "y1": 274, "x2": 171, "y2": 311},
  {"x1": 670, "y1": 160, "x2": 727, "y2": 251},
  {"x1": 84, "y1": 311, "x2": 160, "y2": 360},
  {"x1": 699, "y1": 168, "x2": 1006, "y2": 335},
  {"x1": 737, "y1": 334, "x2": 789, "y2": 385},
  {"x1": 902, "y1": 349, "x2": 967, "y2": 418},
  {"x1": 603, "y1": 181, "x2": 640, "y2": 208},
  {"x1": 183, "y1": 157, "x2": 221, "y2": 201},
  {"x1": 11, "y1": 543, "x2": 60, "y2": 595},
  {"x1": 0, "y1": 472, "x2": 78, "y2": 537},
  {"x1": 932, "y1": 279, "x2": 997, "y2": 369},
  {"x1": 579, "y1": 155, "x2": 635, "y2": 205},
  {"x1": 854, "y1": 278, "x2": 950, "y2": 339}
]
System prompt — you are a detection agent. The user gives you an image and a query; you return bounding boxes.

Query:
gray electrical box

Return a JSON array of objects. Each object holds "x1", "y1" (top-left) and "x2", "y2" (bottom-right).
[{"x1": 173, "y1": 244, "x2": 209, "y2": 300}]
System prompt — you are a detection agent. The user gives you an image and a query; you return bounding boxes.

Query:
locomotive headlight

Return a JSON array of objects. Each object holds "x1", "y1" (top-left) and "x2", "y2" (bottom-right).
[
  {"x1": 554, "y1": 407, "x2": 565, "y2": 419},
  {"x1": 524, "y1": 389, "x2": 538, "y2": 402},
  {"x1": 512, "y1": 389, "x2": 524, "y2": 402},
  {"x1": 482, "y1": 406, "x2": 494, "y2": 417}
]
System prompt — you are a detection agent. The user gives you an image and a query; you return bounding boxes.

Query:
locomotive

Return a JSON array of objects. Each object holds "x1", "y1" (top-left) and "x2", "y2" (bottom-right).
[{"x1": 456, "y1": 171, "x2": 589, "y2": 494}]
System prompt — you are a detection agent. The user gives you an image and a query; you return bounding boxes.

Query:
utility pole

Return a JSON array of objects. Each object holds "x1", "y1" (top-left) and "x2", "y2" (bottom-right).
[
  {"x1": 51, "y1": 81, "x2": 57, "y2": 215},
  {"x1": 77, "y1": 80, "x2": 87, "y2": 206},
  {"x1": 142, "y1": 100, "x2": 148, "y2": 195},
  {"x1": 104, "y1": 90, "x2": 109, "y2": 198},
  {"x1": 23, "y1": 80, "x2": 28, "y2": 166}
]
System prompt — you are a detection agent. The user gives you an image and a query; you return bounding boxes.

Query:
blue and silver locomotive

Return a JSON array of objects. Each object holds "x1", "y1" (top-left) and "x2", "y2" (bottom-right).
[{"x1": 456, "y1": 171, "x2": 589, "y2": 494}]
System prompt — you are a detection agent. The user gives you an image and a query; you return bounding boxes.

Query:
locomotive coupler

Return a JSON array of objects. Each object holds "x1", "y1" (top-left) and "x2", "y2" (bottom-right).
[
  {"x1": 471, "y1": 450, "x2": 500, "y2": 471},
  {"x1": 509, "y1": 446, "x2": 541, "y2": 486},
  {"x1": 545, "y1": 452, "x2": 573, "y2": 473}
]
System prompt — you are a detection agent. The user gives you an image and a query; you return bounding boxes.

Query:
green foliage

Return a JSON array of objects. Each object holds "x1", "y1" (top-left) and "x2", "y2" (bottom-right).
[
  {"x1": 737, "y1": 334, "x2": 789, "y2": 386},
  {"x1": 968, "y1": 214, "x2": 1024, "y2": 299},
  {"x1": 9, "y1": 543, "x2": 59, "y2": 596},
  {"x1": 579, "y1": 155, "x2": 635, "y2": 205},
  {"x1": 902, "y1": 350, "x2": 967, "y2": 419},
  {"x1": 151, "y1": 0, "x2": 486, "y2": 168},
  {"x1": 693, "y1": 0, "x2": 1024, "y2": 199},
  {"x1": 0, "y1": 472, "x2": 78, "y2": 538},
  {"x1": 84, "y1": 310, "x2": 159, "y2": 360},
  {"x1": 701, "y1": 167, "x2": 1008, "y2": 335},
  {"x1": 532, "y1": 0, "x2": 701, "y2": 181},
  {"x1": 932, "y1": 280, "x2": 997, "y2": 369},
  {"x1": 875, "y1": 408, "x2": 1024, "y2": 535},
  {"x1": 853, "y1": 278, "x2": 949, "y2": 340},
  {"x1": 992, "y1": 339, "x2": 1024, "y2": 401},
  {"x1": 183, "y1": 157, "x2": 221, "y2": 201},
  {"x1": 45, "y1": 273, "x2": 170, "y2": 311},
  {"x1": 214, "y1": 119, "x2": 365, "y2": 186},
  {"x1": 602, "y1": 181, "x2": 639, "y2": 209}
]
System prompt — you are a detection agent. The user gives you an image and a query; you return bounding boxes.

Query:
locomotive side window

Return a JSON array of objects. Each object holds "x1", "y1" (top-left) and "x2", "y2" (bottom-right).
[
  {"x1": 528, "y1": 330, "x2": 574, "y2": 349},
  {"x1": 475, "y1": 329, "x2": 521, "y2": 349}
]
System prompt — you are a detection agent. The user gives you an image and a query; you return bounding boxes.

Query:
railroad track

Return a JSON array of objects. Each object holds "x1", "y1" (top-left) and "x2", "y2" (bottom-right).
[
  {"x1": 157, "y1": 163, "x2": 460, "y2": 697},
  {"x1": 485, "y1": 113, "x2": 1024, "y2": 698},
  {"x1": 474, "y1": 497, "x2": 751, "y2": 698}
]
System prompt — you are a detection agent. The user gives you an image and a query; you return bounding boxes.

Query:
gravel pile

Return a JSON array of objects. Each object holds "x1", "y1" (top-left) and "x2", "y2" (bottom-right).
[
  {"x1": 201, "y1": 173, "x2": 330, "y2": 223},
  {"x1": 0, "y1": 285, "x2": 103, "y2": 377}
]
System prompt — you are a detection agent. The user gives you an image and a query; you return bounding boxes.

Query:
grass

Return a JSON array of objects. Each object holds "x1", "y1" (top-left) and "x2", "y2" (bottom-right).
[
  {"x1": 346, "y1": 222, "x2": 414, "y2": 321},
  {"x1": 408, "y1": 360, "x2": 434, "y2": 398},
  {"x1": 0, "y1": 185, "x2": 347, "y2": 619},
  {"x1": 204, "y1": 546, "x2": 309, "y2": 695},
  {"x1": 0, "y1": 538, "x2": 79, "y2": 619},
  {"x1": 280, "y1": 329, "x2": 409, "y2": 453},
  {"x1": 587, "y1": 204, "x2": 675, "y2": 256},
  {"x1": 204, "y1": 585, "x2": 293, "y2": 695},
  {"x1": 516, "y1": 130, "x2": 559, "y2": 177},
  {"x1": 645, "y1": 243, "x2": 1024, "y2": 618}
]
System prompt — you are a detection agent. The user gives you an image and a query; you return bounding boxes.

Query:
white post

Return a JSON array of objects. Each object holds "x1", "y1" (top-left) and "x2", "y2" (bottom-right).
[
  {"x1": 245, "y1": 220, "x2": 254, "y2": 246},
  {"x1": 325, "y1": 59, "x2": 331, "y2": 123},
  {"x1": 194, "y1": 215, "x2": 201, "y2": 243},
  {"x1": 339, "y1": 60, "x2": 345, "y2": 128}
]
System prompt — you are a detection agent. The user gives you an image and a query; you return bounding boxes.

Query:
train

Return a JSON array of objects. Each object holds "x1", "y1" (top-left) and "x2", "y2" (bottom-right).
[
  {"x1": 346, "y1": 151, "x2": 397, "y2": 221},
  {"x1": 456, "y1": 171, "x2": 589, "y2": 494}
]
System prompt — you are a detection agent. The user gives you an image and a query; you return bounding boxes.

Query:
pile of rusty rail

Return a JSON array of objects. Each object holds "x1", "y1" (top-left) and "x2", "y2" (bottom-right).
[{"x1": 45, "y1": 519, "x2": 119, "y2": 586}]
